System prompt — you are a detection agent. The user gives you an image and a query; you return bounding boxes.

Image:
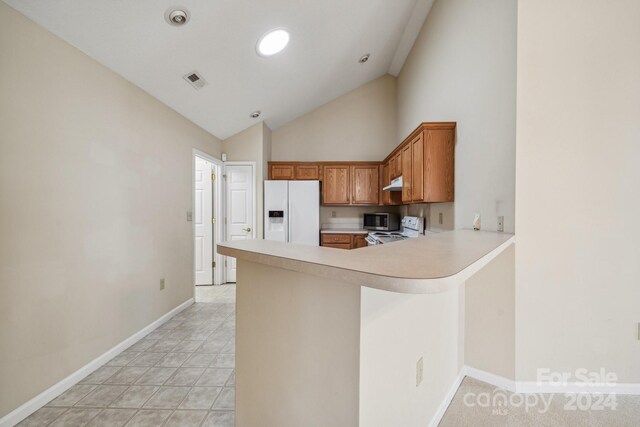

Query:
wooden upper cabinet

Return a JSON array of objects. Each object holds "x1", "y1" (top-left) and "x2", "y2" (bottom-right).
[
  {"x1": 401, "y1": 143, "x2": 412, "y2": 203},
  {"x1": 381, "y1": 163, "x2": 391, "y2": 205},
  {"x1": 390, "y1": 151, "x2": 402, "y2": 179},
  {"x1": 423, "y1": 127, "x2": 455, "y2": 202},
  {"x1": 351, "y1": 165, "x2": 379, "y2": 205},
  {"x1": 322, "y1": 165, "x2": 351, "y2": 205},
  {"x1": 395, "y1": 152, "x2": 403, "y2": 178},
  {"x1": 295, "y1": 164, "x2": 320, "y2": 180},
  {"x1": 269, "y1": 162, "x2": 320, "y2": 180},
  {"x1": 269, "y1": 122, "x2": 454, "y2": 206},
  {"x1": 269, "y1": 163, "x2": 295, "y2": 180},
  {"x1": 411, "y1": 133, "x2": 424, "y2": 202}
]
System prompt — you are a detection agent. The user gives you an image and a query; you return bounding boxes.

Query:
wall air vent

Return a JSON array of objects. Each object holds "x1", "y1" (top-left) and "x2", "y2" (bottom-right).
[{"x1": 183, "y1": 71, "x2": 207, "y2": 89}]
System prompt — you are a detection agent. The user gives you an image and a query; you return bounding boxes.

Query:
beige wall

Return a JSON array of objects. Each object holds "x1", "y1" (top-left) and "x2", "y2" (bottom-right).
[
  {"x1": 271, "y1": 74, "x2": 398, "y2": 162},
  {"x1": 221, "y1": 122, "x2": 271, "y2": 238},
  {"x1": 516, "y1": 0, "x2": 640, "y2": 382},
  {"x1": 464, "y1": 245, "x2": 515, "y2": 379},
  {"x1": 236, "y1": 260, "x2": 360, "y2": 427},
  {"x1": 398, "y1": 0, "x2": 517, "y2": 232},
  {"x1": 271, "y1": 74, "x2": 399, "y2": 228},
  {"x1": 0, "y1": 3, "x2": 221, "y2": 417},
  {"x1": 360, "y1": 286, "x2": 463, "y2": 426}
]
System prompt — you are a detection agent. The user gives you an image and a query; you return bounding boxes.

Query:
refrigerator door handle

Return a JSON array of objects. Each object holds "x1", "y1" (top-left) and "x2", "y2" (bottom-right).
[{"x1": 288, "y1": 196, "x2": 292, "y2": 243}]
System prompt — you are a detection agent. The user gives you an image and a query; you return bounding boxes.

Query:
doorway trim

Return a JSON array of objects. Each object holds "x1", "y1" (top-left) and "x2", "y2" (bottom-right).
[
  {"x1": 192, "y1": 149, "x2": 224, "y2": 288},
  {"x1": 224, "y1": 161, "x2": 257, "y2": 282}
]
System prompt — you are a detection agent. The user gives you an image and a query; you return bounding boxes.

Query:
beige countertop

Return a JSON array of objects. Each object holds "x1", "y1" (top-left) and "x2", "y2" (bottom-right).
[
  {"x1": 217, "y1": 230, "x2": 515, "y2": 294},
  {"x1": 320, "y1": 229, "x2": 369, "y2": 234}
]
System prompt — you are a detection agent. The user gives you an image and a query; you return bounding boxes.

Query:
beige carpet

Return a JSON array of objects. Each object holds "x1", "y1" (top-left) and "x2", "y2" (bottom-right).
[{"x1": 440, "y1": 377, "x2": 640, "y2": 426}]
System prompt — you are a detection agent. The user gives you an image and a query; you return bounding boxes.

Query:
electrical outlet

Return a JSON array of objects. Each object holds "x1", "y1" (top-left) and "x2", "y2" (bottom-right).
[
  {"x1": 497, "y1": 216, "x2": 504, "y2": 232},
  {"x1": 332, "y1": 211, "x2": 337, "y2": 218},
  {"x1": 416, "y1": 357, "x2": 424, "y2": 387},
  {"x1": 160, "y1": 278, "x2": 165, "y2": 290},
  {"x1": 439, "y1": 212, "x2": 443, "y2": 225},
  {"x1": 186, "y1": 211, "x2": 193, "y2": 222}
]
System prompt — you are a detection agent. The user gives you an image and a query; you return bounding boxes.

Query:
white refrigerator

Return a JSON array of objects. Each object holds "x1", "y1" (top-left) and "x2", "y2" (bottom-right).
[{"x1": 264, "y1": 180, "x2": 320, "y2": 245}]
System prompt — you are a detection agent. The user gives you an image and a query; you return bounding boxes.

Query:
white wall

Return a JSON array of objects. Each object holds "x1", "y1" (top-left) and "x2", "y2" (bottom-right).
[
  {"x1": 397, "y1": 0, "x2": 517, "y2": 232},
  {"x1": 516, "y1": 0, "x2": 640, "y2": 383},
  {"x1": 0, "y1": 3, "x2": 222, "y2": 417}
]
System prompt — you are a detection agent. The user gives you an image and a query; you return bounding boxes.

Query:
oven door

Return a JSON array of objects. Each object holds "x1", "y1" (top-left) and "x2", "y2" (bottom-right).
[{"x1": 363, "y1": 213, "x2": 389, "y2": 231}]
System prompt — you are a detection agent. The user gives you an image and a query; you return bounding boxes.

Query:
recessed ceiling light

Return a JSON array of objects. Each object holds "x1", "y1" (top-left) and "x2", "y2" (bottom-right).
[
  {"x1": 359, "y1": 53, "x2": 371, "y2": 63},
  {"x1": 250, "y1": 110, "x2": 261, "y2": 119},
  {"x1": 256, "y1": 29, "x2": 290, "y2": 57},
  {"x1": 165, "y1": 8, "x2": 189, "y2": 26}
]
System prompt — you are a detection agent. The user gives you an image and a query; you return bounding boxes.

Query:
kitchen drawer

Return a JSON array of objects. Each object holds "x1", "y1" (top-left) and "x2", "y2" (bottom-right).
[
  {"x1": 321, "y1": 234, "x2": 351, "y2": 244},
  {"x1": 321, "y1": 243, "x2": 352, "y2": 250}
]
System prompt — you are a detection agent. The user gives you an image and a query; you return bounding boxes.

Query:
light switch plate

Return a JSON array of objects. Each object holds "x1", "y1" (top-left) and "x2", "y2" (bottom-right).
[{"x1": 160, "y1": 278, "x2": 165, "y2": 290}]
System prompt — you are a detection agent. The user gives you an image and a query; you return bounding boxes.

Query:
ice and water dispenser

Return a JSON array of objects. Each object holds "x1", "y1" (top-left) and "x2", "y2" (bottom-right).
[{"x1": 266, "y1": 209, "x2": 286, "y2": 241}]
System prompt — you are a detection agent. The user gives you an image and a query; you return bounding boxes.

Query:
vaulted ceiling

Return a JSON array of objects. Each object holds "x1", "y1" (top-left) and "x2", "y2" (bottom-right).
[{"x1": 3, "y1": 0, "x2": 433, "y2": 139}]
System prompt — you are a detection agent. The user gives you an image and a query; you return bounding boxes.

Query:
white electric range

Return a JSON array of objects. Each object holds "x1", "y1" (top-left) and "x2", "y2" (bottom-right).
[{"x1": 365, "y1": 216, "x2": 425, "y2": 245}]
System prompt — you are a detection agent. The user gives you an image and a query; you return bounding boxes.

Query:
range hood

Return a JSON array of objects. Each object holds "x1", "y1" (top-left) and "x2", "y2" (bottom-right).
[{"x1": 383, "y1": 176, "x2": 403, "y2": 191}]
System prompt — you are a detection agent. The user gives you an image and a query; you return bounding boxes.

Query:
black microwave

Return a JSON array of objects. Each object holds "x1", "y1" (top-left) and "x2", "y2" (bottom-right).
[{"x1": 363, "y1": 213, "x2": 399, "y2": 231}]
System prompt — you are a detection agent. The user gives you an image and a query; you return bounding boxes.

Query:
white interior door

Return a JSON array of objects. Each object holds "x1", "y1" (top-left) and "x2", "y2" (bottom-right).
[
  {"x1": 194, "y1": 157, "x2": 213, "y2": 285},
  {"x1": 225, "y1": 163, "x2": 255, "y2": 282}
]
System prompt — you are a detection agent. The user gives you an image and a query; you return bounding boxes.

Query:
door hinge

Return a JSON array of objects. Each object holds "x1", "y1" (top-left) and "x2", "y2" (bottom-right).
[
  {"x1": 223, "y1": 174, "x2": 227, "y2": 180},
  {"x1": 212, "y1": 261, "x2": 216, "y2": 268},
  {"x1": 224, "y1": 259, "x2": 228, "y2": 267},
  {"x1": 212, "y1": 218, "x2": 216, "y2": 224},
  {"x1": 211, "y1": 173, "x2": 216, "y2": 181},
  {"x1": 224, "y1": 218, "x2": 227, "y2": 225}
]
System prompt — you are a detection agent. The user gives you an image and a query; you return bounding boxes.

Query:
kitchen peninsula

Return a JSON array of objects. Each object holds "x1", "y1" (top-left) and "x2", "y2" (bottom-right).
[{"x1": 217, "y1": 230, "x2": 515, "y2": 427}]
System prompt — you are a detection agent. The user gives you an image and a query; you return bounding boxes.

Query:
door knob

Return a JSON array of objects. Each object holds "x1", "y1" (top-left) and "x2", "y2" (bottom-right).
[{"x1": 243, "y1": 227, "x2": 252, "y2": 233}]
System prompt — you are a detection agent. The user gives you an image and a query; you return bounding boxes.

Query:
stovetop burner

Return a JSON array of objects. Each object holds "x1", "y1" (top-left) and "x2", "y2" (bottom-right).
[{"x1": 366, "y1": 216, "x2": 425, "y2": 245}]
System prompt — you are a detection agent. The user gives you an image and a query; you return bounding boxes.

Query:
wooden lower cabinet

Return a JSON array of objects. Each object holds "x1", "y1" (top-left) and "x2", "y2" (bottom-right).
[
  {"x1": 321, "y1": 233, "x2": 369, "y2": 249},
  {"x1": 352, "y1": 234, "x2": 368, "y2": 249}
]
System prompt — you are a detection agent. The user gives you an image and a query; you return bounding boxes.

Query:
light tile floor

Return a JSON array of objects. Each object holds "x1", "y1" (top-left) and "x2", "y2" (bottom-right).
[
  {"x1": 195, "y1": 284, "x2": 236, "y2": 304},
  {"x1": 19, "y1": 298, "x2": 236, "y2": 426},
  {"x1": 18, "y1": 282, "x2": 640, "y2": 426}
]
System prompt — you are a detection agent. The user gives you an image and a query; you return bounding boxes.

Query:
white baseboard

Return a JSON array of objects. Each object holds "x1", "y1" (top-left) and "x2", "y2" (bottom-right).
[
  {"x1": 428, "y1": 368, "x2": 466, "y2": 427},
  {"x1": 426, "y1": 365, "x2": 640, "y2": 427},
  {"x1": 463, "y1": 366, "x2": 516, "y2": 392},
  {"x1": 515, "y1": 381, "x2": 640, "y2": 395},
  {"x1": 0, "y1": 298, "x2": 194, "y2": 427}
]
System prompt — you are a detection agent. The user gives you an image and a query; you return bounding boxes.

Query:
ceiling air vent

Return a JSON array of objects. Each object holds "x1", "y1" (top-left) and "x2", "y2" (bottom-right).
[{"x1": 183, "y1": 71, "x2": 207, "y2": 89}]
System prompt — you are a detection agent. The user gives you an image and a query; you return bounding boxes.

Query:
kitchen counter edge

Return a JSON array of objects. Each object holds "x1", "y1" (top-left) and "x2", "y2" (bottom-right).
[{"x1": 217, "y1": 230, "x2": 515, "y2": 294}]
